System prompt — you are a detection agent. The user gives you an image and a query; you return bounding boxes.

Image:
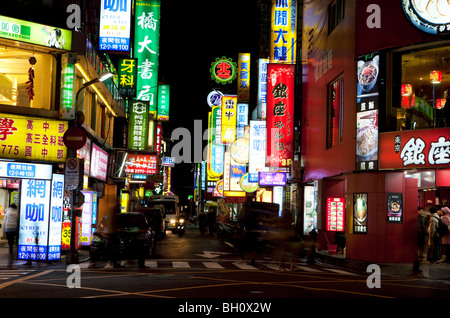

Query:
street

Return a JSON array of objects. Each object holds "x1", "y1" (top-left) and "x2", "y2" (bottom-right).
[{"x1": 0, "y1": 225, "x2": 449, "y2": 313}]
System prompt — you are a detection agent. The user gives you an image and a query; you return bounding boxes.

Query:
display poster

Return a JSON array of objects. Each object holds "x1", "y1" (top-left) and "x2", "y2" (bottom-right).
[
  {"x1": 379, "y1": 128, "x2": 450, "y2": 169},
  {"x1": 77, "y1": 137, "x2": 91, "y2": 176},
  {"x1": 134, "y1": 0, "x2": 160, "y2": 105},
  {"x1": 266, "y1": 64, "x2": 295, "y2": 167},
  {"x1": 387, "y1": 193, "x2": 403, "y2": 223},
  {"x1": 90, "y1": 144, "x2": 109, "y2": 181},
  {"x1": 99, "y1": 0, "x2": 131, "y2": 51},
  {"x1": 303, "y1": 185, "x2": 316, "y2": 235},
  {"x1": 118, "y1": 58, "x2": 137, "y2": 96},
  {"x1": 353, "y1": 193, "x2": 368, "y2": 234},
  {"x1": 237, "y1": 53, "x2": 251, "y2": 102},
  {"x1": 356, "y1": 52, "x2": 380, "y2": 171},
  {"x1": 48, "y1": 174, "x2": 64, "y2": 260},
  {"x1": 270, "y1": 0, "x2": 297, "y2": 63},
  {"x1": 128, "y1": 100, "x2": 149, "y2": 151},
  {"x1": 80, "y1": 191, "x2": 94, "y2": 246},
  {"x1": 18, "y1": 179, "x2": 51, "y2": 260},
  {"x1": 326, "y1": 197, "x2": 345, "y2": 232},
  {"x1": 257, "y1": 58, "x2": 269, "y2": 119},
  {"x1": 236, "y1": 103, "x2": 248, "y2": 138},
  {"x1": 0, "y1": 113, "x2": 67, "y2": 162}
]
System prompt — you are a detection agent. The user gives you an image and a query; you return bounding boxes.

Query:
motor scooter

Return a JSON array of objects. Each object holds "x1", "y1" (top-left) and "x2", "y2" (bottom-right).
[{"x1": 175, "y1": 218, "x2": 185, "y2": 237}]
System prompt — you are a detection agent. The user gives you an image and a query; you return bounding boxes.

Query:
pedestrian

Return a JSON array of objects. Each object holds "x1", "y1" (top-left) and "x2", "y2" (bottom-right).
[
  {"x1": 3, "y1": 204, "x2": 19, "y2": 255},
  {"x1": 198, "y1": 210, "x2": 207, "y2": 236},
  {"x1": 440, "y1": 206, "x2": 450, "y2": 263},
  {"x1": 413, "y1": 207, "x2": 429, "y2": 273},
  {"x1": 207, "y1": 207, "x2": 216, "y2": 237},
  {"x1": 429, "y1": 206, "x2": 442, "y2": 264}
]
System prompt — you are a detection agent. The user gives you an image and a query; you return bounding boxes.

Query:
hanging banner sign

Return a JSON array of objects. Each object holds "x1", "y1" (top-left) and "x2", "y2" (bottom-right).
[
  {"x1": 134, "y1": 0, "x2": 161, "y2": 106},
  {"x1": 125, "y1": 154, "x2": 159, "y2": 175},
  {"x1": 157, "y1": 84, "x2": 170, "y2": 121},
  {"x1": 257, "y1": 58, "x2": 269, "y2": 120},
  {"x1": 221, "y1": 95, "x2": 237, "y2": 144},
  {"x1": 118, "y1": 58, "x2": 137, "y2": 97},
  {"x1": 128, "y1": 100, "x2": 149, "y2": 151},
  {"x1": 237, "y1": 53, "x2": 251, "y2": 102},
  {"x1": 270, "y1": 0, "x2": 297, "y2": 63},
  {"x1": 379, "y1": 128, "x2": 450, "y2": 169},
  {"x1": 266, "y1": 64, "x2": 295, "y2": 167},
  {"x1": 48, "y1": 174, "x2": 64, "y2": 260},
  {"x1": 249, "y1": 120, "x2": 268, "y2": 182},
  {"x1": 99, "y1": 0, "x2": 132, "y2": 51}
]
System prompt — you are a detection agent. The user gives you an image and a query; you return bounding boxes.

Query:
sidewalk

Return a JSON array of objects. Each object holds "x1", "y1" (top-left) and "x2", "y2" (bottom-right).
[{"x1": 317, "y1": 250, "x2": 450, "y2": 280}]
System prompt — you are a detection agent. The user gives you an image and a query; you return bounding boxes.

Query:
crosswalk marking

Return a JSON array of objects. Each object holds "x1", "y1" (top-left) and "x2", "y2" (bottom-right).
[
  {"x1": 172, "y1": 261, "x2": 190, "y2": 268},
  {"x1": 203, "y1": 262, "x2": 224, "y2": 269},
  {"x1": 233, "y1": 262, "x2": 258, "y2": 270},
  {"x1": 145, "y1": 261, "x2": 158, "y2": 268}
]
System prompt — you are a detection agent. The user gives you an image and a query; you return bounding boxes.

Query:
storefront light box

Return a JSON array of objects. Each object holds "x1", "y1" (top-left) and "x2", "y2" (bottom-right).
[{"x1": 258, "y1": 171, "x2": 286, "y2": 186}]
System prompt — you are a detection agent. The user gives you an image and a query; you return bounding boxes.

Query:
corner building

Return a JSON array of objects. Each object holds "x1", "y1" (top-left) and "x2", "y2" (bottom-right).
[{"x1": 301, "y1": 0, "x2": 450, "y2": 263}]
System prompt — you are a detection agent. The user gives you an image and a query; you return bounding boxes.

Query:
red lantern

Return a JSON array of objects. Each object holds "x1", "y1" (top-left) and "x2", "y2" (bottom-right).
[
  {"x1": 430, "y1": 70, "x2": 442, "y2": 84},
  {"x1": 436, "y1": 98, "x2": 446, "y2": 109},
  {"x1": 401, "y1": 84, "x2": 412, "y2": 96}
]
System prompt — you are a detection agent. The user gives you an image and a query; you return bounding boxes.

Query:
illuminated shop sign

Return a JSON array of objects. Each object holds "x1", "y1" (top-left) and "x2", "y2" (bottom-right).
[
  {"x1": 207, "y1": 107, "x2": 224, "y2": 180},
  {"x1": 125, "y1": 154, "x2": 158, "y2": 175},
  {"x1": 237, "y1": 53, "x2": 250, "y2": 102},
  {"x1": 60, "y1": 53, "x2": 76, "y2": 120},
  {"x1": 353, "y1": 193, "x2": 368, "y2": 234},
  {"x1": 90, "y1": 144, "x2": 108, "y2": 181},
  {"x1": 266, "y1": 64, "x2": 295, "y2": 168},
  {"x1": 99, "y1": 0, "x2": 131, "y2": 51},
  {"x1": 0, "y1": 113, "x2": 67, "y2": 162},
  {"x1": 118, "y1": 58, "x2": 137, "y2": 97},
  {"x1": 270, "y1": 0, "x2": 297, "y2": 63},
  {"x1": 0, "y1": 15, "x2": 71, "y2": 50},
  {"x1": 379, "y1": 128, "x2": 450, "y2": 169},
  {"x1": 402, "y1": 0, "x2": 450, "y2": 35},
  {"x1": 387, "y1": 193, "x2": 402, "y2": 223},
  {"x1": 356, "y1": 53, "x2": 380, "y2": 171},
  {"x1": 258, "y1": 171, "x2": 286, "y2": 186},
  {"x1": 210, "y1": 56, "x2": 237, "y2": 85},
  {"x1": 326, "y1": 197, "x2": 345, "y2": 232},
  {"x1": 248, "y1": 120, "x2": 268, "y2": 183},
  {"x1": 0, "y1": 161, "x2": 52, "y2": 180},
  {"x1": 128, "y1": 100, "x2": 149, "y2": 151},
  {"x1": 221, "y1": 95, "x2": 237, "y2": 144},
  {"x1": 162, "y1": 156, "x2": 175, "y2": 167},
  {"x1": 134, "y1": 0, "x2": 160, "y2": 105},
  {"x1": 157, "y1": 84, "x2": 170, "y2": 121},
  {"x1": 257, "y1": 58, "x2": 269, "y2": 119}
]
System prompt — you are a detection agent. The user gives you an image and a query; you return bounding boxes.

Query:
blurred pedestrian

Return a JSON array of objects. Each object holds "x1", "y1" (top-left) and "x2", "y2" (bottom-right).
[
  {"x1": 429, "y1": 207, "x2": 442, "y2": 264},
  {"x1": 207, "y1": 207, "x2": 216, "y2": 237},
  {"x1": 198, "y1": 210, "x2": 207, "y2": 236},
  {"x1": 413, "y1": 207, "x2": 429, "y2": 273},
  {"x1": 3, "y1": 204, "x2": 19, "y2": 255},
  {"x1": 440, "y1": 207, "x2": 450, "y2": 263}
]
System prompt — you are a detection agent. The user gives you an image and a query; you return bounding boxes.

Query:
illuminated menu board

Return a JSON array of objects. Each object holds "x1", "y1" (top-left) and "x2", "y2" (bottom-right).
[{"x1": 326, "y1": 197, "x2": 345, "y2": 232}]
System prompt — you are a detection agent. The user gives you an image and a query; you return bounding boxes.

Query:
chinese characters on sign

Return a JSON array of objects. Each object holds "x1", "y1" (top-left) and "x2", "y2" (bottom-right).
[
  {"x1": 157, "y1": 84, "x2": 170, "y2": 121},
  {"x1": 0, "y1": 113, "x2": 67, "y2": 162},
  {"x1": 356, "y1": 53, "x2": 380, "y2": 171},
  {"x1": 134, "y1": 0, "x2": 160, "y2": 105},
  {"x1": 237, "y1": 53, "x2": 250, "y2": 102},
  {"x1": 221, "y1": 95, "x2": 237, "y2": 144},
  {"x1": 210, "y1": 57, "x2": 237, "y2": 85},
  {"x1": 125, "y1": 154, "x2": 158, "y2": 174},
  {"x1": 99, "y1": 0, "x2": 132, "y2": 51},
  {"x1": 387, "y1": 193, "x2": 402, "y2": 223},
  {"x1": 266, "y1": 64, "x2": 295, "y2": 167},
  {"x1": 270, "y1": 0, "x2": 297, "y2": 63},
  {"x1": 90, "y1": 143, "x2": 109, "y2": 181},
  {"x1": 118, "y1": 58, "x2": 137, "y2": 96},
  {"x1": 128, "y1": 100, "x2": 149, "y2": 151},
  {"x1": 379, "y1": 128, "x2": 450, "y2": 169},
  {"x1": 353, "y1": 193, "x2": 368, "y2": 234},
  {"x1": 257, "y1": 58, "x2": 269, "y2": 119},
  {"x1": 326, "y1": 197, "x2": 345, "y2": 232}
]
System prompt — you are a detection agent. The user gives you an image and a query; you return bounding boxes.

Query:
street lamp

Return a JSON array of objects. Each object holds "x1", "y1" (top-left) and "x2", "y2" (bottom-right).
[{"x1": 65, "y1": 71, "x2": 114, "y2": 265}]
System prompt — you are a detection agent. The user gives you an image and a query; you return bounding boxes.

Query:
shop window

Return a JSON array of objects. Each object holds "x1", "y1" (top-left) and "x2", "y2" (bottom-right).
[
  {"x1": 327, "y1": 75, "x2": 344, "y2": 148},
  {"x1": 0, "y1": 47, "x2": 55, "y2": 109},
  {"x1": 328, "y1": 0, "x2": 345, "y2": 35},
  {"x1": 393, "y1": 46, "x2": 450, "y2": 131}
]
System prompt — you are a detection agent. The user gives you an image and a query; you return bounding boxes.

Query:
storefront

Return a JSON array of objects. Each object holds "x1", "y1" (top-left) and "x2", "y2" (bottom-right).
[{"x1": 301, "y1": 0, "x2": 450, "y2": 263}]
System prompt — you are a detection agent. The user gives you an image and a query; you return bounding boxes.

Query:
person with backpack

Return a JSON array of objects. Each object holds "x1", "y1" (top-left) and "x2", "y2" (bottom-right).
[
  {"x1": 429, "y1": 206, "x2": 443, "y2": 264},
  {"x1": 440, "y1": 207, "x2": 450, "y2": 263},
  {"x1": 413, "y1": 207, "x2": 430, "y2": 273}
]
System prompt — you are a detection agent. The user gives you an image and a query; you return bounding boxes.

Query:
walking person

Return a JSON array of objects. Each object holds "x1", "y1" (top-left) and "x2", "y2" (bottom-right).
[
  {"x1": 198, "y1": 210, "x2": 207, "y2": 236},
  {"x1": 3, "y1": 204, "x2": 19, "y2": 268},
  {"x1": 429, "y1": 207, "x2": 442, "y2": 264},
  {"x1": 413, "y1": 207, "x2": 429, "y2": 273},
  {"x1": 207, "y1": 207, "x2": 217, "y2": 237},
  {"x1": 441, "y1": 207, "x2": 450, "y2": 263}
]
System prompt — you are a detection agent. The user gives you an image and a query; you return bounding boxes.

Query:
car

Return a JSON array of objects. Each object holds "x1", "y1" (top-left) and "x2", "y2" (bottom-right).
[
  {"x1": 134, "y1": 206, "x2": 166, "y2": 239},
  {"x1": 145, "y1": 195, "x2": 180, "y2": 233},
  {"x1": 90, "y1": 212, "x2": 155, "y2": 265}
]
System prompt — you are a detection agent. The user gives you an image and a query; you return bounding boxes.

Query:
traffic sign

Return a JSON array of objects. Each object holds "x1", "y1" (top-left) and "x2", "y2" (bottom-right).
[{"x1": 63, "y1": 127, "x2": 87, "y2": 150}]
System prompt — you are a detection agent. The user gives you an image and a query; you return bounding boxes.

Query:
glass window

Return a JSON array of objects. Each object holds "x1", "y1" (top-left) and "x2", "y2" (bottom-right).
[
  {"x1": 327, "y1": 75, "x2": 344, "y2": 148},
  {"x1": 394, "y1": 46, "x2": 450, "y2": 130},
  {"x1": 0, "y1": 47, "x2": 55, "y2": 109}
]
